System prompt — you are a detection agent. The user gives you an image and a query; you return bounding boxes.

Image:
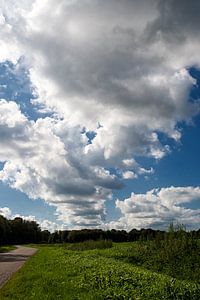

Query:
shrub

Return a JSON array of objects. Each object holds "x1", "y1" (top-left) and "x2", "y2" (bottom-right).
[
  {"x1": 128, "y1": 223, "x2": 200, "y2": 282},
  {"x1": 65, "y1": 239, "x2": 113, "y2": 251}
]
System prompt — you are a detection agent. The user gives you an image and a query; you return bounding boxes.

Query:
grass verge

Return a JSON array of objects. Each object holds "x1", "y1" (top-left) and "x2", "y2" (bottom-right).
[{"x1": 0, "y1": 243, "x2": 200, "y2": 299}]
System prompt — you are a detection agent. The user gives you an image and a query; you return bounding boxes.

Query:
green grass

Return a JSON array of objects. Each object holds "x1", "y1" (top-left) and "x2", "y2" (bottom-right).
[
  {"x1": 1, "y1": 243, "x2": 200, "y2": 299},
  {"x1": 0, "y1": 245, "x2": 16, "y2": 253}
]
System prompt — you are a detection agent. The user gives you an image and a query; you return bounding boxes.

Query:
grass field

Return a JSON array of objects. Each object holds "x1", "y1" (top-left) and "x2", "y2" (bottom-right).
[{"x1": 1, "y1": 242, "x2": 200, "y2": 300}]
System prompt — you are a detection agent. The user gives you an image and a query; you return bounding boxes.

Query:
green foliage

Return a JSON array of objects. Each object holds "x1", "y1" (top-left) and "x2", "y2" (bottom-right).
[
  {"x1": 0, "y1": 245, "x2": 16, "y2": 253},
  {"x1": 81, "y1": 266, "x2": 200, "y2": 299},
  {"x1": 1, "y1": 243, "x2": 200, "y2": 299},
  {"x1": 65, "y1": 239, "x2": 113, "y2": 251},
  {"x1": 128, "y1": 224, "x2": 200, "y2": 282},
  {"x1": 0, "y1": 215, "x2": 50, "y2": 245}
]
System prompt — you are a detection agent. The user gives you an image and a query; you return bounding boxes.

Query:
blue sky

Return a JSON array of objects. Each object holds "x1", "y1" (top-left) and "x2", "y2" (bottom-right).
[
  {"x1": 0, "y1": 0, "x2": 200, "y2": 231},
  {"x1": 109, "y1": 111, "x2": 200, "y2": 222}
]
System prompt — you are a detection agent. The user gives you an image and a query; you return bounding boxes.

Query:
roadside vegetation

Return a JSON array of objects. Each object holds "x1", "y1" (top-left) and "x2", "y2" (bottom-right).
[
  {"x1": 0, "y1": 245, "x2": 16, "y2": 253},
  {"x1": 127, "y1": 224, "x2": 200, "y2": 282},
  {"x1": 1, "y1": 229, "x2": 200, "y2": 299},
  {"x1": 1, "y1": 218, "x2": 200, "y2": 299}
]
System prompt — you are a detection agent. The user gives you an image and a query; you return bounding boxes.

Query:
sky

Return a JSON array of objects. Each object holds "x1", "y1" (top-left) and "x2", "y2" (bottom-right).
[{"x1": 0, "y1": 0, "x2": 200, "y2": 232}]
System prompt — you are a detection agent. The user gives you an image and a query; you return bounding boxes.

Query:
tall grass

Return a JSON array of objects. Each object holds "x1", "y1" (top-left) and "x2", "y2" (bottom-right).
[{"x1": 128, "y1": 224, "x2": 200, "y2": 282}]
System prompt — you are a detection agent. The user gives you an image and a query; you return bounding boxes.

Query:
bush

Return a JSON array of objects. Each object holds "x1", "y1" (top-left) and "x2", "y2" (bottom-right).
[
  {"x1": 128, "y1": 223, "x2": 200, "y2": 282},
  {"x1": 65, "y1": 239, "x2": 113, "y2": 251}
]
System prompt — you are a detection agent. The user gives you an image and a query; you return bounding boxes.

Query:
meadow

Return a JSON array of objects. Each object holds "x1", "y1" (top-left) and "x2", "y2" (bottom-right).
[{"x1": 1, "y1": 238, "x2": 200, "y2": 299}]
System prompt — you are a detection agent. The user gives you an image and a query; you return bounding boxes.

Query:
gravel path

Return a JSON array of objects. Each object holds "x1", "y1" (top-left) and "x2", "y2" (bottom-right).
[{"x1": 0, "y1": 246, "x2": 37, "y2": 288}]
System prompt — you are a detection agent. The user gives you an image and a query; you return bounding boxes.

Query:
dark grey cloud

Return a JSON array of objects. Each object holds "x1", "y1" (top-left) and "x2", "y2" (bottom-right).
[
  {"x1": 157, "y1": 0, "x2": 200, "y2": 36},
  {"x1": 53, "y1": 182, "x2": 96, "y2": 197}
]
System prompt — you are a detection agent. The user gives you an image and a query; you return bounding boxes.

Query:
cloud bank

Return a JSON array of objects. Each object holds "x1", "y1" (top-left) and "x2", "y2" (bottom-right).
[
  {"x1": 110, "y1": 186, "x2": 200, "y2": 230},
  {"x1": 0, "y1": 0, "x2": 200, "y2": 228}
]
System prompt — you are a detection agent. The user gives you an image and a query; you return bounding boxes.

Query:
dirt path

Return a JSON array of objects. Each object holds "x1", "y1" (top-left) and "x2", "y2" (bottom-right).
[{"x1": 0, "y1": 246, "x2": 37, "y2": 288}]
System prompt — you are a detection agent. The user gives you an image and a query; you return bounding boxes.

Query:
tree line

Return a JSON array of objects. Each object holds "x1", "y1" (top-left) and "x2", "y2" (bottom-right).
[
  {"x1": 0, "y1": 215, "x2": 49, "y2": 245},
  {"x1": 1, "y1": 214, "x2": 200, "y2": 245}
]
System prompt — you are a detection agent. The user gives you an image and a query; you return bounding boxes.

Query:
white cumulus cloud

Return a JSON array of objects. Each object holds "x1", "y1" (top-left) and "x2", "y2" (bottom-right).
[
  {"x1": 0, "y1": 1, "x2": 199, "y2": 228},
  {"x1": 110, "y1": 186, "x2": 200, "y2": 231},
  {"x1": 0, "y1": 207, "x2": 12, "y2": 219}
]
